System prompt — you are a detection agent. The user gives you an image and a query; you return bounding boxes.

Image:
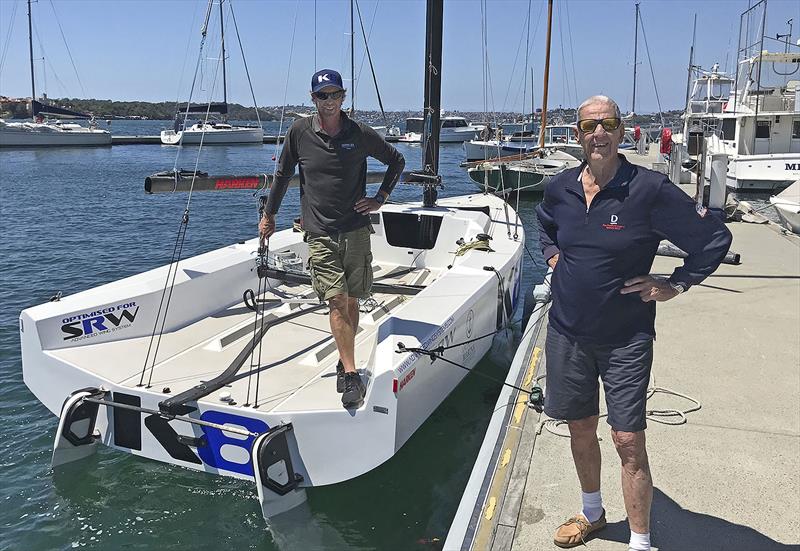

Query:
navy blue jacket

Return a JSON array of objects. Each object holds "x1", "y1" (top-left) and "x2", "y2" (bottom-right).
[{"x1": 536, "y1": 155, "x2": 732, "y2": 344}]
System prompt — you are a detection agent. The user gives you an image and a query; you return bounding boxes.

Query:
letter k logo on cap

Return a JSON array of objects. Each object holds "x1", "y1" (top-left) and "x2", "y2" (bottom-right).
[{"x1": 311, "y1": 69, "x2": 344, "y2": 92}]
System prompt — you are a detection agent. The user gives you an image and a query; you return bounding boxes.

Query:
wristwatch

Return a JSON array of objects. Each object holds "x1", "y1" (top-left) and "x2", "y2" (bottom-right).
[
  {"x1": 668, "y1": 281, "x2": 686, "y2": 294},
  {"x1": 374, "y1": 193, "x2": 386, "y2": 205}
]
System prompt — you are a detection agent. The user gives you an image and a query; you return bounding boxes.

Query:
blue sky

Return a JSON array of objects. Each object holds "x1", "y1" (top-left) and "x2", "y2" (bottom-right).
[{"x1": 1, "y1": 0, "x2": 798, "y2": 113}]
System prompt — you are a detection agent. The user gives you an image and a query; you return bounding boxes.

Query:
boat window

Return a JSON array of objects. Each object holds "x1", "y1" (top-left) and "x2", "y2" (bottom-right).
[
  {"x1": 711, "y1": 81, "x2": 731, "y2": 100},
  {"x1": 382, "y1": 212, "x2": 442, "y2": 249},
  {"x1": 720, "y1": 118, "x2": 736, "y2": 140},
  {"x1": 405, "y1": 119, "x2": 424, "y2": 133},
  {"x1": 755, "y1": 120, "x2": 770, "y2": 139},
  {"x1": 442, "y1": 119, "x2": 467, "y2": 128},
  {"x1": 793, "y1": 119, "x2": 800, "y2": 139}
]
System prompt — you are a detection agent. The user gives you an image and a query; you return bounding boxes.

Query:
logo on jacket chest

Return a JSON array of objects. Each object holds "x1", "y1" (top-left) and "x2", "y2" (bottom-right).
[{"x1": 602, "y1": 214, "x2": 625, "y2": 231}]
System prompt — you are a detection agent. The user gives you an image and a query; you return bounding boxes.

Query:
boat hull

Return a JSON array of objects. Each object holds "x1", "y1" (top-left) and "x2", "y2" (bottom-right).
[
  {"x1": 725, "y1": 153, "x2": 800, "y2": 191},
  {"x1": 20, "y1": 195, "x2": 523, "y2": 490},
  {"x1": 0, "y1": 123, "x2": 111, "y2": 147},
  {"x1": 160, "y1": 127, "x2": 264, "y2": 145}
]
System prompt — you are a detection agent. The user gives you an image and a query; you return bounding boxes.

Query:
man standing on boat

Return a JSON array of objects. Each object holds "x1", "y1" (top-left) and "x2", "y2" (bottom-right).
[
  {"x1": 259, "y1": 69, "x2": 405, "y2": 410},
  {"x1": 536, "y1": 95, "x2": 731, "y2": 551}
]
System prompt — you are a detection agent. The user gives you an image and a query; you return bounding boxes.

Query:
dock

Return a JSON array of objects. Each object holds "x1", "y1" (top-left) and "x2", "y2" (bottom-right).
[
  {"x1": 110, "y1": 135, "x2": 286, "y2": 145},
  {"x1": 445, "y1": 150, "x2": 800, "y2": 550}
]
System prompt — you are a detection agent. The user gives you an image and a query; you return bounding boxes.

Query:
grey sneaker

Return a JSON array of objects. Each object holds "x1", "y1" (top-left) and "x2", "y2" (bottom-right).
[
  {"x1": 341, "y1": 372, "x2": 365, "y2": 409},
  {"x1": 336, "y1": 360, "x2": 345, "y2": 393}
]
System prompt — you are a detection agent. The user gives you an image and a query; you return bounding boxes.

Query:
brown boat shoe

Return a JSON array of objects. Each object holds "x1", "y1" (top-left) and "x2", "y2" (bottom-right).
[{"x1": 553, "y1": 510, "x2": 607, "y2": 548}]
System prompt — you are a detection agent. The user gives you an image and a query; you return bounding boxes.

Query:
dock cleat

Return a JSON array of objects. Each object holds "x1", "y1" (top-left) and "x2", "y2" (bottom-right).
[{"x1": 341, "y1": 371, "x2": 365, "y2": 409}]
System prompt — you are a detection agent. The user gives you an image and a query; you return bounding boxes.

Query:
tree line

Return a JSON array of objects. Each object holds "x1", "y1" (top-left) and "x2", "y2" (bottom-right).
[{"x1": 0, "y1": 98, "x2": 281, "y2": 120}]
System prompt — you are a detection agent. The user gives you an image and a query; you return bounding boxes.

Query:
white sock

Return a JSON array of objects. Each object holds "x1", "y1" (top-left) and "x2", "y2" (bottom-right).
[
  {"x1": 629, "y1": 530, "x2": 650, "y2": 551},
  {"x1": 580, "y1": 490, "x2": 603, "y2": 523}
]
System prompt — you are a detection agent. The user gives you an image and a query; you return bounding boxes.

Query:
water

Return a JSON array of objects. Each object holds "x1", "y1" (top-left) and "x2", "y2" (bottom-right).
[{"x1": 0, "y1": 121, "x2": 548, "y2": 551}]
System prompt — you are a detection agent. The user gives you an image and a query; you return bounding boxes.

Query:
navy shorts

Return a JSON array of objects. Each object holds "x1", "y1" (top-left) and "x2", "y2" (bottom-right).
[{"x1": 543, "y1": 324, "x2": 653, "y2": 432}]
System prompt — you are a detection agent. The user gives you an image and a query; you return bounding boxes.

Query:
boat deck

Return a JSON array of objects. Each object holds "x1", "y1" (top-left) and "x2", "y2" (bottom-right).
[{"x1": 49, "y1": 264, "x2": 434, "y2": 413}]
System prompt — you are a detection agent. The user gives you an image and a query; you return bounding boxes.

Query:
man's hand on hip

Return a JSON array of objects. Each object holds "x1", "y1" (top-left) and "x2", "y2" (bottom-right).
[
  {"x1": 259, "y1": 213, "x2": 276, "y2": 243},
  {"x1": 620, "y1": 275, "x2": 680, "y2": 302},
  {"x1": 354, "y1": 196, "x2": 382, "y2": 214}
]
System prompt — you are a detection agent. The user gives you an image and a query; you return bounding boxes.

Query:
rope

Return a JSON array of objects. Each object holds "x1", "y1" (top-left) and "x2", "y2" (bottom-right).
[
  {"x1": 394, "y1": 300, "x2": 551, "y2": 397},
  {"x1": 454, "y1": 238, "x2": 494, "y2": 256},
  {"x1": 138, "y1": 209, "x2": 191, "y2": 387},
  {"x1": 535, "y1": 373, "x2": 702, "y2": 438}
]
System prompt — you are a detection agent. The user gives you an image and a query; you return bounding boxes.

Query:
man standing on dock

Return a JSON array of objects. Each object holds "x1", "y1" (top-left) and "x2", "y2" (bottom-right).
[
  {"x1": 259, "y1": 69, "x2": 405, "y2": 410},
  {"x1": 535, "y1": 95, "x2": 732, "y2": 550}
]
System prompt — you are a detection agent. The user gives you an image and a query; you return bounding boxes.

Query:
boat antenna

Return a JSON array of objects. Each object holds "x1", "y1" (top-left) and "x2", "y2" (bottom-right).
[{"x1": 538, "y1": 0, "x2": 553, "y2": 149}]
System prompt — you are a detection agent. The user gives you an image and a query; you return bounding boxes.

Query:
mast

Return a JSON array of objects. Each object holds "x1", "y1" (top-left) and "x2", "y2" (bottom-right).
[
  {"x1": 421, "y1": 0, "x2": 443, "y2": 206},
  {"x1": 531, "y1": 67, "x2": 535, "y2": 132},
  {"x1": 632, "y1": 2, "x2": 639, "y2": 115},
  {"x1": 684, "y1": 14, "x2": 696, "y2": 115},
  {"x1": 350, "y1": 0, "x2": 355, "y2": 115},
  {"x1": 538, "y1": 0, "x2": 553, "y2": 149},
  {"x1": 27, "y1": 0, "x2": 36, "y2": 117},
  {"x1": 219, "y1": 0, "x2": 228, "y2": 117}
]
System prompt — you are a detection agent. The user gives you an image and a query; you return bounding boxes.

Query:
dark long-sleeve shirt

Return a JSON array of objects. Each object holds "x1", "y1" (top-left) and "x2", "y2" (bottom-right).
[
  {"x1": 536, "y1": 155, "x2": 732, "y2": 344},
  {"x1": 265, "y1": 113, "x2": 405, "y2": 235}
]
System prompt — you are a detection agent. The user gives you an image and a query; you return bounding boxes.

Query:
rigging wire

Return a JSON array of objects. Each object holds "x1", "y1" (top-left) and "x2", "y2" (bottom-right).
[
  {"x1": 228, "y1": 0, "x2": 262, "y2": 127},
  {"x1": 564, "y1": 0, "x2": 579, "y2": 107},
  {"x1": 47, "y1": 0, "x2": 85, "y2": 97},
  {"x1": 246, "y1": 0, "x2": 302, "y2": 402},
  {"x1": 172, "y1": 2, "x2": 203, "y2": 117},
  {"x1": 354, "y1": 0, "x2": 379, "y2": 94},
  {"x1": 0, "y1": 0, "x2": 19, "y2": 76},
  {"x1": 354, "y1": 0, "x2": 388, "y2": 126},
  {"x1": 139, "y1": 0, "x2": 225, "y2": 387},
  {"x1": 31, "y1": 20, "x2": 66, "y2": 98},
  {"x1": 637, "y1": 7, "x2": 665, "y2": 127}
]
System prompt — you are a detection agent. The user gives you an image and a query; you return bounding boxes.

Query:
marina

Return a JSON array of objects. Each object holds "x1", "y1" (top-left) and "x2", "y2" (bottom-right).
[
  {"x1": 445, "y1": 164, "x2": 800, "y2": 549},
  {"x1": 2, "y1": 0, "x2": 799, "y2": 549}
]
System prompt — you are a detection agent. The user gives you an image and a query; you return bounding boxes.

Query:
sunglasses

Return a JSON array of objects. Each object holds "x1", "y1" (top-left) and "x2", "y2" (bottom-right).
[
  {"x1": 577, "y1": 117, "x2": 622, "y2": 133},
  {"x1": 313, "y1": 90, "x2": 345, "y2": 101}
]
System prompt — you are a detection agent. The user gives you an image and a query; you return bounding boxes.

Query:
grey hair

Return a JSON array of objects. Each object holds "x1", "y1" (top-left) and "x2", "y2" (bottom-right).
[{"x1": 577, "y1": 95, "x2": 622, "y2": 121}]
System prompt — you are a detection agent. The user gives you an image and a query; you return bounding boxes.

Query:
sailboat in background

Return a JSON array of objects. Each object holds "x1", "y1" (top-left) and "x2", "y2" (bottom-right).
[
  {"x1": 466, "y1": 0, "x2": 581, "y2": 193},
  {"x1": 0, "y1": 0, "x2": 111, "y2": 147},
  {"x1": 160, "y1": 0, "x2": 263, "y2": 146}
]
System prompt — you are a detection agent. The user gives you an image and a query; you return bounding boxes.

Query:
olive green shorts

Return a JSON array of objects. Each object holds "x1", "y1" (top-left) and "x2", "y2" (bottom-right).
[{"x1": 307, "y1": 225, "x2": 374, "y2": 302}]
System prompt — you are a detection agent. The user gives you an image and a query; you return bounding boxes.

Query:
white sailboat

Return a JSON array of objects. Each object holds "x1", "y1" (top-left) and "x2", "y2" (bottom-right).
[
  {"x1": 20, "y1": 0, "x2": 523, "y2": 523},
  {"x1": 160, "y1": 0, "x2": 263, "y2": 146},
  {"x1": 0, "y1": 0, "x2": 111, "y2": 148}
]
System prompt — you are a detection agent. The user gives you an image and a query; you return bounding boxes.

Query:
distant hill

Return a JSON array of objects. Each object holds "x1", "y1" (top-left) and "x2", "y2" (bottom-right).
[
  {"x1": 0, "y1": 98, "x2": 281, "y2": 121},
  {"x1": 0, "y1": 97, "x2": 683, "y2": 127}
]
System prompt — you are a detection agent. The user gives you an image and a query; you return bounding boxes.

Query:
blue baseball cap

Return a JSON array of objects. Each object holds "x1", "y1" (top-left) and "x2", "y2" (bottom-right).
[{"x1": 311, "y1": 69, "x2": 344, "y2": 93}]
